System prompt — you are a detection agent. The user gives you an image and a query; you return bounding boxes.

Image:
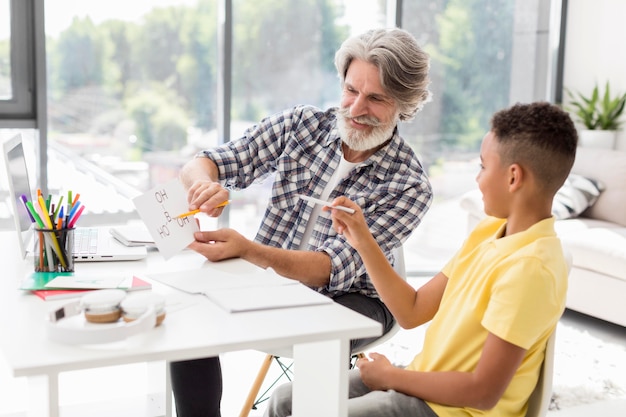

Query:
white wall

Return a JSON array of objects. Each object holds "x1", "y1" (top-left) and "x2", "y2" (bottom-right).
[{"x1": 564, "y1": 0, "x2": 626, "y2": 150}]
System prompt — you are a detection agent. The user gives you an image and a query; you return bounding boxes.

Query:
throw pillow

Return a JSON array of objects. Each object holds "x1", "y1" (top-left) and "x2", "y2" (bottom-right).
[{"x1": 552, "y1": 174, "x2": 605, "y2": 220}]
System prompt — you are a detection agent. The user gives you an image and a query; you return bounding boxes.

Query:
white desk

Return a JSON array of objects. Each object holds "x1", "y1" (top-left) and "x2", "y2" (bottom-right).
[{"x1": 0, "y1": 231, "x2": 381, "y2": 417}]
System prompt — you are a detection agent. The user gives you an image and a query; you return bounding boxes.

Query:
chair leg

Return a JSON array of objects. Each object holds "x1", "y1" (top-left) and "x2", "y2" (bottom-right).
[
  {"x1": 253, "y1": 357, "x2": 294, "y2": 409},
  {"x1": 239, "y1": 354, "x2": 274, "y2": 417}
]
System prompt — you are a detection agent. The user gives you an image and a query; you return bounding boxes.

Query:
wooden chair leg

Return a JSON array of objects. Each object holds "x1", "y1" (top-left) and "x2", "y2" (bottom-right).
[{"x1": 239, "y1": 354, "x2": 274, "y2": 417}]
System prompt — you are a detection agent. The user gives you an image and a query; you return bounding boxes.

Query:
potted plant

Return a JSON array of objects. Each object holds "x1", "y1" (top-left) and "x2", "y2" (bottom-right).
[{"x1": 565, "y1": 81, "x2": 626, "y2": 149}]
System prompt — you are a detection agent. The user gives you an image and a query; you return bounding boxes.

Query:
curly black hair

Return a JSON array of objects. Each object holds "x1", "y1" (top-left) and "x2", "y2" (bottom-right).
[{"x1": 491, "y1": 102, "x2": 578, "y2": 194}]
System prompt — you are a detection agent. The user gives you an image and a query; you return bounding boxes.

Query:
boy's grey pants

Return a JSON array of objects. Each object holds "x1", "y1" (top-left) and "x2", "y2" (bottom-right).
[{"x1": 264, "y1": 368, "x2": 439, "y2": 417}]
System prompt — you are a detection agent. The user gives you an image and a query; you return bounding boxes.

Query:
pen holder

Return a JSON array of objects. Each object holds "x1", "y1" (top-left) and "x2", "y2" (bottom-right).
[{"x1": 33, "y1": 228, "x2": 75, "y2": 273}]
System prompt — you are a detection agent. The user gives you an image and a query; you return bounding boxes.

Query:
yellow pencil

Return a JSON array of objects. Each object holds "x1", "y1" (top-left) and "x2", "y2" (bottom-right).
[
  {"x1": 37, "y1": 195, "x2": 68, "y2": 269},
  {"x1": 175, "y1": 200, "x2": 230, "y2": 218}
]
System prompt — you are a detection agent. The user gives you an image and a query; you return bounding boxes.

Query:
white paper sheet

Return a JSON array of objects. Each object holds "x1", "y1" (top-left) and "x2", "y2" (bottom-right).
[
  {"x1": 147, "y1": 267, "x2": 330, "y2": 312},
  {"x1": 206, "y1": 283, "x2": 333, "y2": 312},
  {"x1": 43, "y1": 273, "x2": 133, "y2": 289},
  {"x1": 132, "y1": 178, "x2": 199, "y2": 260},
  {"x1": 147, "y1": 267, "x2": 297, "y2": 294}
]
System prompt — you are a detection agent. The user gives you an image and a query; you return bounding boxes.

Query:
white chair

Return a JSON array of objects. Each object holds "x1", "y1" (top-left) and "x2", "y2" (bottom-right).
[
  {"x1": 238, "y1": 246, "x2": 406, "y2": 417},
  {"x1": 351, "y1": 247, "x2": 404, "y2": 362},
  {"x1": 525, "y1": 329, "x2": 556, "y2": 417},
  {"x1": 525, "y1": 250, "x2": 570, "y2": 417}
]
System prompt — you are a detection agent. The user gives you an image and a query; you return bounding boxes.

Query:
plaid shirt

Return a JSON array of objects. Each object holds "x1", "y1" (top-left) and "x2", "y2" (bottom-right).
[{"x1": 198, "y1": 105, "x2": 432, "y2": 297}]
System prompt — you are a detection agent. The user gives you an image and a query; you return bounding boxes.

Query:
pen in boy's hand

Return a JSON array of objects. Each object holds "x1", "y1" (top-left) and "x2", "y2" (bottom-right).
[{"x1": 298, "y1": 195, "x2": 355, "y2": 214}]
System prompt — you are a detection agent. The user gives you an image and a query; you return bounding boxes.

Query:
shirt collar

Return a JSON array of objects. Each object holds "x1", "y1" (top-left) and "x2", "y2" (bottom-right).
[{"x1": 491, "y1": 217, "x2": 558, "y2": 252}]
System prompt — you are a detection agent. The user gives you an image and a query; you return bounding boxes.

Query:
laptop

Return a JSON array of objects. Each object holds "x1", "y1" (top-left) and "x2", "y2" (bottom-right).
[{"x1": 3, "y1": 133, "x2": 147, "y2": 262}]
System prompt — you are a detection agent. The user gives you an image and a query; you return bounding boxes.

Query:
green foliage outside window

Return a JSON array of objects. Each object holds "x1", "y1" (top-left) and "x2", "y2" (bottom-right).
[{"x1": 44, "y1": 0, "x2": 514, "y2": 169}]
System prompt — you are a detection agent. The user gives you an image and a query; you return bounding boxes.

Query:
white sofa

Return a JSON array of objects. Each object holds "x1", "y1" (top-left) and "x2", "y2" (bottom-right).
[{"x1": 460, "y1": 147, "x2": 626, "y2": 327}]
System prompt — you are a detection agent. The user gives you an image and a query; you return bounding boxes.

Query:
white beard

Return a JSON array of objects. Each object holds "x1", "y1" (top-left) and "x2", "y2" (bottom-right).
[{"x1": 336, "y1": 108, "x2": 397, "y2": 152}]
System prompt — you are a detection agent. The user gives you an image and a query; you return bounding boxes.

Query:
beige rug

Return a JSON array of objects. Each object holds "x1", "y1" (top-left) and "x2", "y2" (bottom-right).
[{"x1": 549, "y1": 321, "x2": 626, "y2": 411}]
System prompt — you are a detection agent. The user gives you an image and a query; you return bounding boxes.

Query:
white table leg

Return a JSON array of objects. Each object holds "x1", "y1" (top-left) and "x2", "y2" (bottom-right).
[
  {"x1": 147, "y1": 360, "x2": 172, "y2": 417},
  {"x1": 292, "y1": 339, "x2": 349, "y2": 417},
  {"x1": 27, "y1": 373, "x2": 59, "y2": 417},
  {"x1": 165, "y1": 361, "x2": 172, "y2": 417}
]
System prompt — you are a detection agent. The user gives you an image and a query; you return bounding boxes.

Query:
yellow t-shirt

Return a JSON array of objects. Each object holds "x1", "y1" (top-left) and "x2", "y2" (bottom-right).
[{"x1": 406, "y1": 216, "x2": 568, "y2": 417}]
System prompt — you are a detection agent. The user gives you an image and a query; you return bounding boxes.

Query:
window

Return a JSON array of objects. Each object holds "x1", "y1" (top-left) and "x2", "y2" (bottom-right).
[
  {"x1": 42, "y1": 0, "x2": 386, "y2": 238},
  {"x1": 44, "y1": 0, "x2": 215, "y2": 192},
  {"x1": 0, "y1": 0, "x2": 35, "y2": 122},
  {"x1": 0, "y1": 0, "x2": 12, "y2": 99},
  {"x1": 227, "y1": 0, "x2": 386, "y2": 236},
  {"x1": 401, "y1": 0, "x2": 514, "y2": 178}
]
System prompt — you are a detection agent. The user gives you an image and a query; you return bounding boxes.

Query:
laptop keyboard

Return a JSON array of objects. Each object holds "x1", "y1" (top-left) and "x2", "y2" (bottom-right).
[{"x1": 73, "y1": 228, "x2": 98, "y2": 255}]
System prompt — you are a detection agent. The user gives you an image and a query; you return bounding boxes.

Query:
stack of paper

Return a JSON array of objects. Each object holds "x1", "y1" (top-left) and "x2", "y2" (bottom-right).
[
  {"x1": 206, "y1": 284, "x2": 332, "y2": 312},
  {"x1": 148, "y1": 268, "x2": 332, "y2": 313},
  {"x1": 109, "y1": 225, "x2": 156, "y2": 247}
]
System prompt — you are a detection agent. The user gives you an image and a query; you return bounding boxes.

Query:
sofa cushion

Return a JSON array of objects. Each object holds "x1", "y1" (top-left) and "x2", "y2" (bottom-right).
[
  {"x1": 552, "y1": 174, "x2": 605, "y2": 220},
  {"x1": 571, "y1": 148, "x2": 626, "y2": 226},
  {"x1": 460, "y1": 172, "x2": 607, "y2": 223},
  {"x1": 557, "y1": 220, "x2": 626, "y2": 282},
  {"x1": 555, "y1": 218, "x2": 623, "y2": 234}
]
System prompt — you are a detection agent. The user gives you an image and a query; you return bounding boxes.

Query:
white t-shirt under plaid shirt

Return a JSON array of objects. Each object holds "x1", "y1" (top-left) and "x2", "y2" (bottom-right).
[{"x1": 196, "y1": 105, "x2": 433, "y2": 298}]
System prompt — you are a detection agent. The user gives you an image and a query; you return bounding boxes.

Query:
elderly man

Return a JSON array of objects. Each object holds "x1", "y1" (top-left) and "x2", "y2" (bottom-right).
[{"x1": 171, "y1": 28, "x2": 433, "y2": 417}]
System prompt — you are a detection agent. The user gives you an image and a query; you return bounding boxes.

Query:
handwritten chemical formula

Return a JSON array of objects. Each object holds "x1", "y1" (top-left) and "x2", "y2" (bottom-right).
[{"x1": 153, "y1": 189, "x2": 191, "y2": 239}]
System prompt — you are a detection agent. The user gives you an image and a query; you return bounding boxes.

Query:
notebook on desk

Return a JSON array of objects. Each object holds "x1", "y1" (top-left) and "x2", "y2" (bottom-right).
[
  {"x1": 3, "y1": 133, "x2": 147, "y2": 262},
  {"x1": 148, "y1": 267, "x2": 333, "y2": 312}
]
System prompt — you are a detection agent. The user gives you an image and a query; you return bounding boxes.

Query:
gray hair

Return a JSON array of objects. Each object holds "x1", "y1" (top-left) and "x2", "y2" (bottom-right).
[{"x1": 334, "y1": 28, "x2": 432, "y2": 121}]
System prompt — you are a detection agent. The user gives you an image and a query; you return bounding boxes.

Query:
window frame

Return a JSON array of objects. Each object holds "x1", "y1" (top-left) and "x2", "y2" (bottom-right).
[
  {"x1": 0, "y1": 0, "x2": 36, "y2": 124},
  {"x1": 1, "y1": 0, "x2": 48, "y2": 194}
]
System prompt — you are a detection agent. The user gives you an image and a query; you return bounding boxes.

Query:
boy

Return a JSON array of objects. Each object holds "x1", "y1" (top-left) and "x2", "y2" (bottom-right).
[{"x1": 265, "y1": 101, "x2": 578, "y2": 417}]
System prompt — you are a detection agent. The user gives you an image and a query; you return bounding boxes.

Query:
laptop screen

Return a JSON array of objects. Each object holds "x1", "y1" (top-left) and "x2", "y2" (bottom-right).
[{"x1": 2, "y1": 134, "x2": 35, "y2": 259}]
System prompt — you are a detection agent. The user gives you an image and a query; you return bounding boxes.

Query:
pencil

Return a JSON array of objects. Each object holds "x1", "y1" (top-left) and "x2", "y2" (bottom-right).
[
  {"x1": 68, "y1": 205, "x2": 85, "y2": 228},
  {"x1": 71, "y1": 193, "x2": 80, "y2": 209},
  {"x1": 175, "y1": 200, "x2": 230, "y2": 218},
  {"x1": 37, "y1": 195, "x2": 68, "y2": 269},
  {"x1": 53, "y1": 196, "x2": 64, "y2": 221},
  {"x1": 21, "y1": 195, "x2": 36, "y2": 222}
]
